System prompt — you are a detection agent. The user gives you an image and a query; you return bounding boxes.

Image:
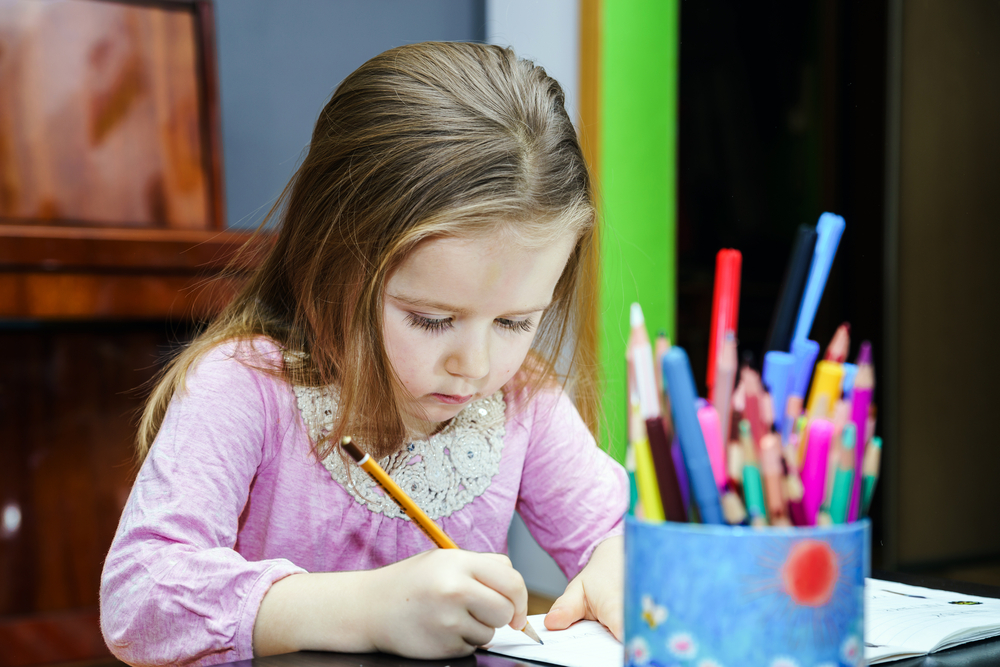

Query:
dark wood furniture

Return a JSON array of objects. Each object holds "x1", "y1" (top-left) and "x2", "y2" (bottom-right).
[{"x1": 0, "y1": 2, "x2": 264, "y2": 665}]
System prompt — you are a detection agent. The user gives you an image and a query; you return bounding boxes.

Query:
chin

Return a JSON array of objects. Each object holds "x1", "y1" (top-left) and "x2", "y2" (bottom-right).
[
  {"x1": 425, "y1": 403, "x2": 465, "y2": 422},
  {"x1": 404, "y1": 401, "x2": 462, "y2": 431}
]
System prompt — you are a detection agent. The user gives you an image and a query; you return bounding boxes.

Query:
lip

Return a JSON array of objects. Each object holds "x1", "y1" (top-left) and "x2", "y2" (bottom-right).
[{"x1": 430, "y1": 393, "x2": 474, "y2": 405}]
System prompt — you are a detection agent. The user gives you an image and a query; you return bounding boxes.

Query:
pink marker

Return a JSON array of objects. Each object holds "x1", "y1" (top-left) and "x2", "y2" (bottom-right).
[
  {"x1": 800, "y1": 419, "x2": 834, "y2": 525},
  {"x1": 697, "y1": 403, "x2": 728, "y2": 492}
]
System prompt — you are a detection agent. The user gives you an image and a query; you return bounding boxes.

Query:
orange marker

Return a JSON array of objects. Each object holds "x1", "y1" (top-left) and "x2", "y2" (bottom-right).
[{"x1": 342, "y1": 437, "x2": 542, "y2": 644}]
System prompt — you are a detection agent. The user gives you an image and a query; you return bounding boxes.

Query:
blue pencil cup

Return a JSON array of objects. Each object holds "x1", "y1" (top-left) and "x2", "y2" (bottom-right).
[{"x1": 625, "y1": 517, "x2": 870, "y2": 667}]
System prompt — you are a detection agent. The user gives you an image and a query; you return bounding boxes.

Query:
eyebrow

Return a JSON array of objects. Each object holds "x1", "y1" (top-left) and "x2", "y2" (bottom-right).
[{"x1": 386, "y1": 292, "x2": 551, "y2": 317}]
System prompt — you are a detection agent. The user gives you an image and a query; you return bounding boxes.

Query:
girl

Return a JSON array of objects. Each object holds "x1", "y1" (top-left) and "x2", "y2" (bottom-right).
[{"x1": 100, "y1": 42, "x2": 628, "y2": 665}]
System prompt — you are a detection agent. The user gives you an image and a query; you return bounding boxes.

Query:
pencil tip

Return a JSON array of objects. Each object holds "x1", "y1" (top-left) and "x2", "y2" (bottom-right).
[{"x1": 522, "y1": 621, "x2": 543, "y2": 644}]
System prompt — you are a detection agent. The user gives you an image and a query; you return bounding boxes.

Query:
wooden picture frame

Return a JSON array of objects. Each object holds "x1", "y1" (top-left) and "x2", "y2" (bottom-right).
[{"x1": 0, "y1": 0, "x2": 262, "y2": 321}]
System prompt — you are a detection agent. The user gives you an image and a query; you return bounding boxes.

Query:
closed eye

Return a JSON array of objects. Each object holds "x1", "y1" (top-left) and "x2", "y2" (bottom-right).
[
  {"x1": 496, "y1": 317, "x2": 535, "y2": 334},
  {"x1": 405, "y1": 313, "x2": 452, "y2": 332}
]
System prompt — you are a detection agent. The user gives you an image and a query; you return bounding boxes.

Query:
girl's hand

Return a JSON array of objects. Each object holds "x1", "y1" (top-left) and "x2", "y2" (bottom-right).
[
  {"x1": 543, "y1": 535, "x2": 624, "y2": 640},
  {"x1": 365, "y1": 549, "x2": 529, "y2": 658},
  {"x1": 253, "y1": 549, "x2": 528, "y2": 659}
]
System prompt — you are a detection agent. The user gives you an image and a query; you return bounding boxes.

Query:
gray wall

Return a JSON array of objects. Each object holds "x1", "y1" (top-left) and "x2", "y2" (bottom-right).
[
  {"x1": 486, "y1": 0, "x2": 579, "y2": 125},
  {"x1": 215, "y1": 0, "x2": 485, "y2": 229}
]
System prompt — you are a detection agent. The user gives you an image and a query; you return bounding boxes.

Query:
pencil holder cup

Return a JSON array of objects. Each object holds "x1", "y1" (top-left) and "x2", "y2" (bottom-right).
[{"x1": 625, "y1": 517, "x2": 870, "y2": 667}]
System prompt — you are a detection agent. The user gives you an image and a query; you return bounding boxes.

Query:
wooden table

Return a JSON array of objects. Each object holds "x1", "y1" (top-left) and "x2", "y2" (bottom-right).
[{"x1": 220, "y1": 573, "x2": 1000, "y2": 667}]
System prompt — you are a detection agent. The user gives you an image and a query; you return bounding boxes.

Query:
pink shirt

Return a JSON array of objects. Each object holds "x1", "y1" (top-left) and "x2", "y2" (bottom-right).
[{"x1": 100, "y1": 342, "x2": 628, "y2": 665}]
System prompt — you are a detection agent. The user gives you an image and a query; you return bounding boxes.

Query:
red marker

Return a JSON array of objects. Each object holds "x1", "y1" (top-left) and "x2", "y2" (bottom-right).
[{"x1": 707, "y1": 249, "x2": 742, "y2": 401}]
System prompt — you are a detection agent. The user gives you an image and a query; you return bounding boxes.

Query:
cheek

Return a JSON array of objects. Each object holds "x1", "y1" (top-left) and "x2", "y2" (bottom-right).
[
  {"x1": 495, "y1": 337, "x2": 535, "y2": 382},
  {"x1": 383, "y1": 320, "x2": 418, "y2": 383},
  {"x1": 383, "y1": 318, "x2": 443, "y2": 393}
]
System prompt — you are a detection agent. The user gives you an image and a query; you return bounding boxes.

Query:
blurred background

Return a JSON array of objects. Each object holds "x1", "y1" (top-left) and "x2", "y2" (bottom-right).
[{"x1": 0, "y1": 0, "x2": 998, "y2": 665}]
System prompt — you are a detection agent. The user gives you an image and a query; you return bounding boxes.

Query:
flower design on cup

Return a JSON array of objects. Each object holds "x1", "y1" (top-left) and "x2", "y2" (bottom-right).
[
  {"x1": 841, "y1": 634, "x2": 862, "y2": 665},
  {"x1": 666, "y1": 632, "x2": 697, "y2": 659},
  {"x1": 641, "y1": 594, "x2": 668, "y2": 629},
  {"x1": 626, "y1": 636, "x2": 651, "y2": 665}
]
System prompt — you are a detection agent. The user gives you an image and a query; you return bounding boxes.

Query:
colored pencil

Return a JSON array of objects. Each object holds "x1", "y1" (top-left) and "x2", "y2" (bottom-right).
[
  {"x1": 861, "y1": 436, "x2": 883, "y2": 518},
  {"x1": 847, "y1": 342, "x2": 874, "y2": 521},
  {"x1": 663, "y1": 347, "x2": 725, "y2": 524},
  {"x1": 829, "y1": 425, "x2": 857, "y2": 524},
  {"x1": 738, "y1": 420, "x2": 767, "y2": 527},
  {"x1": 630, "y1": 304, "x2": 687, "y2": 522}
]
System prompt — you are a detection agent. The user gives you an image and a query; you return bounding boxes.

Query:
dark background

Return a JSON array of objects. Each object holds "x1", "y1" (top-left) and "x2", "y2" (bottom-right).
[
  {"x1": 675, "y1": 0, "x2": 890, "y2": 557},
  {"x1": 675, "y1": 0, "x2": 1000, "y2": 579}
]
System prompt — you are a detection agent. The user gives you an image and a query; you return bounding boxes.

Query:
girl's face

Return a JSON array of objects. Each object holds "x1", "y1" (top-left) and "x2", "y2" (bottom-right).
[{"x1": 383, "y1": 232, "x2": 576, "y2": 435}]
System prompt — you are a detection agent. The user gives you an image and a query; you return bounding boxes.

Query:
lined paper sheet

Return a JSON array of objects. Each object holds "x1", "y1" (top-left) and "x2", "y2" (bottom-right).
[
  {"x1": 865, "y1": 579, "x2": 1000, "y2": 664},
  {"x1": 484, "y1": 615, "x2": 623, "y2": 667}
]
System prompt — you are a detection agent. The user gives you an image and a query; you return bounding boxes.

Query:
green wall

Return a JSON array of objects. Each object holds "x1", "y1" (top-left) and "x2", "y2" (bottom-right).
[{"x1": 599, "y1": 0, "x2": 680, "y2": 461}]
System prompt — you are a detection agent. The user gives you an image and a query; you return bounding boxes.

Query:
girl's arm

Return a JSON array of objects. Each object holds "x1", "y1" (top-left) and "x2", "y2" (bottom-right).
[
  {"x1": 100, "y1": 344, "x2": 306, "y2": 666},
  {"x1": 543, "y1": 535, "x2": 624, "y2": 639},
  {"x1": 512, "y1": 389, "x2": 629, "y2": 638},
  {"x1": 252, "y1": 549, "x2": 528, "y2": 658}
]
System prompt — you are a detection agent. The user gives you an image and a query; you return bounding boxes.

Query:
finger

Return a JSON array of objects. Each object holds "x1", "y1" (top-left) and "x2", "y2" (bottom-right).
[
  {"x1": 469, "y1": 557, "x2": 528, "y2": 629},
  {"x1": 478, "y1": 552, "x2": 514, "y2": 568},
  {"x1": 465, "y1": 583, "x2": 516, "y2": 631},
  {"x1": 544, "y1": 579, "x2": 586, "y2": 631},
  {"x1": 595, "y1": 596, "x2": 624, "y2": 641},
  {"x1": 458, "y1": 614, "x2": 498, "y2": 648}
]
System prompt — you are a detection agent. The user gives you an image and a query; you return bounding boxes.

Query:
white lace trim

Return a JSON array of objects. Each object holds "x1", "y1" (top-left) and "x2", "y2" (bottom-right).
[{"x1": 292, "y1": 385, "x2": 507, "y2": 520}]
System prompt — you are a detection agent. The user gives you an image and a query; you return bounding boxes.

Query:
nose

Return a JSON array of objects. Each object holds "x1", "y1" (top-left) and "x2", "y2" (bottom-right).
[{"x1": 444, "y1": 330, "x2": 490, "y2": 380}]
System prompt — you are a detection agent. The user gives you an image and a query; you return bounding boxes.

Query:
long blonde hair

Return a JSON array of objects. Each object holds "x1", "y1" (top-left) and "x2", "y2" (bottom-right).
[{"x1": 137, "y1": 42, "x2": 600, "y2": 462}]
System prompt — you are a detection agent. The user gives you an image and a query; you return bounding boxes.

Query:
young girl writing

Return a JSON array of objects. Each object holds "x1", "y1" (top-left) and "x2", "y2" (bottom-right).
[{"x1": 100, "y1": 42, "x2": 628, "y2": 665}]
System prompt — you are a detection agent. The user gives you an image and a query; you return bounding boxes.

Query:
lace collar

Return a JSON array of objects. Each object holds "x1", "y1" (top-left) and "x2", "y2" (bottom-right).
[{"x1": 292, "y1": 385, "x2": 507, "y2": 520}]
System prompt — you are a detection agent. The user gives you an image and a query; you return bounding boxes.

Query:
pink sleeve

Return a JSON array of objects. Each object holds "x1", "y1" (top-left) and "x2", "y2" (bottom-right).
[
  {"x1": 100, "y1": 344, "x2": 306, "y2": 666},
  {"x1": 514, "y1": 389, "x2": 628, "y2": 580}
]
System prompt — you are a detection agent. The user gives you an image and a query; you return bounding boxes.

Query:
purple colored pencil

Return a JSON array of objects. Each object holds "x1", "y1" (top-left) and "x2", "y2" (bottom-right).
[{"x1": 847, "y1": 342, "x2": 874, "y2": 521}]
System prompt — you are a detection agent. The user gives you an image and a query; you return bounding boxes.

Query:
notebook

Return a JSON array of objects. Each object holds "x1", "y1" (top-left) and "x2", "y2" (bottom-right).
[
  {"x1": 484, "y1": 615, "x2": 622, "y2": 667},
  {"x1": 865, "y1": 578, "x2": 1000, "y2": 663}
]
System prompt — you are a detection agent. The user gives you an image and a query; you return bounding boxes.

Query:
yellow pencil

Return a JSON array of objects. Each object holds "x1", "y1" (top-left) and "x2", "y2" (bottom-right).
[
  {"x1": 341, "y1": 437, "x2": 542, "y2": 644},
  {"x1": 631, "y1": 410, "x2": 666, "y2": 523}
]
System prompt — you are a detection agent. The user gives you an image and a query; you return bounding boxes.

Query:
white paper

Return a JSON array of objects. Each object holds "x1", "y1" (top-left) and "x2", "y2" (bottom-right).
[
  {"x1": 484, "y1": 614, "x2": 623, "y2": 667},
  {"x1": 865, "y1": 579, "x2": 1000, "y2": 664}
]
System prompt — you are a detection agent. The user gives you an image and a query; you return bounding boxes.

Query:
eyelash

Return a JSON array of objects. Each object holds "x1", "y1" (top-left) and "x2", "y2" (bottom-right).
[{"x1": 405, "y1": 314, "x2": 535, "y2": 334}]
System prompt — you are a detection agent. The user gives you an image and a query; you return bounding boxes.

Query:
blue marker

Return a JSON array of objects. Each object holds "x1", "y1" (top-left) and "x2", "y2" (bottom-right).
[
  {"x1": 763, "y1": 351, "x2": 795, "y2": 433},
  {"x1": 783, "y1": 338, "x2": 821, "y2": 444},
  {"x1": 662, "y1": 347, "x2": 724, "y2": 524},
  {"x1": 791, "y1": 338, "x2": 821, "y2": 399},
  {"x1": 792, "y1": 212, "x2": 845, "y2": 344}
]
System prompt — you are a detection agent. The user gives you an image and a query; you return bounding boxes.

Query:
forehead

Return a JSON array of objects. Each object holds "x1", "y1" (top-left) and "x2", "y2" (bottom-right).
[{"x1": 386, "y1": 234, "x2": 576, "y2": 313}]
